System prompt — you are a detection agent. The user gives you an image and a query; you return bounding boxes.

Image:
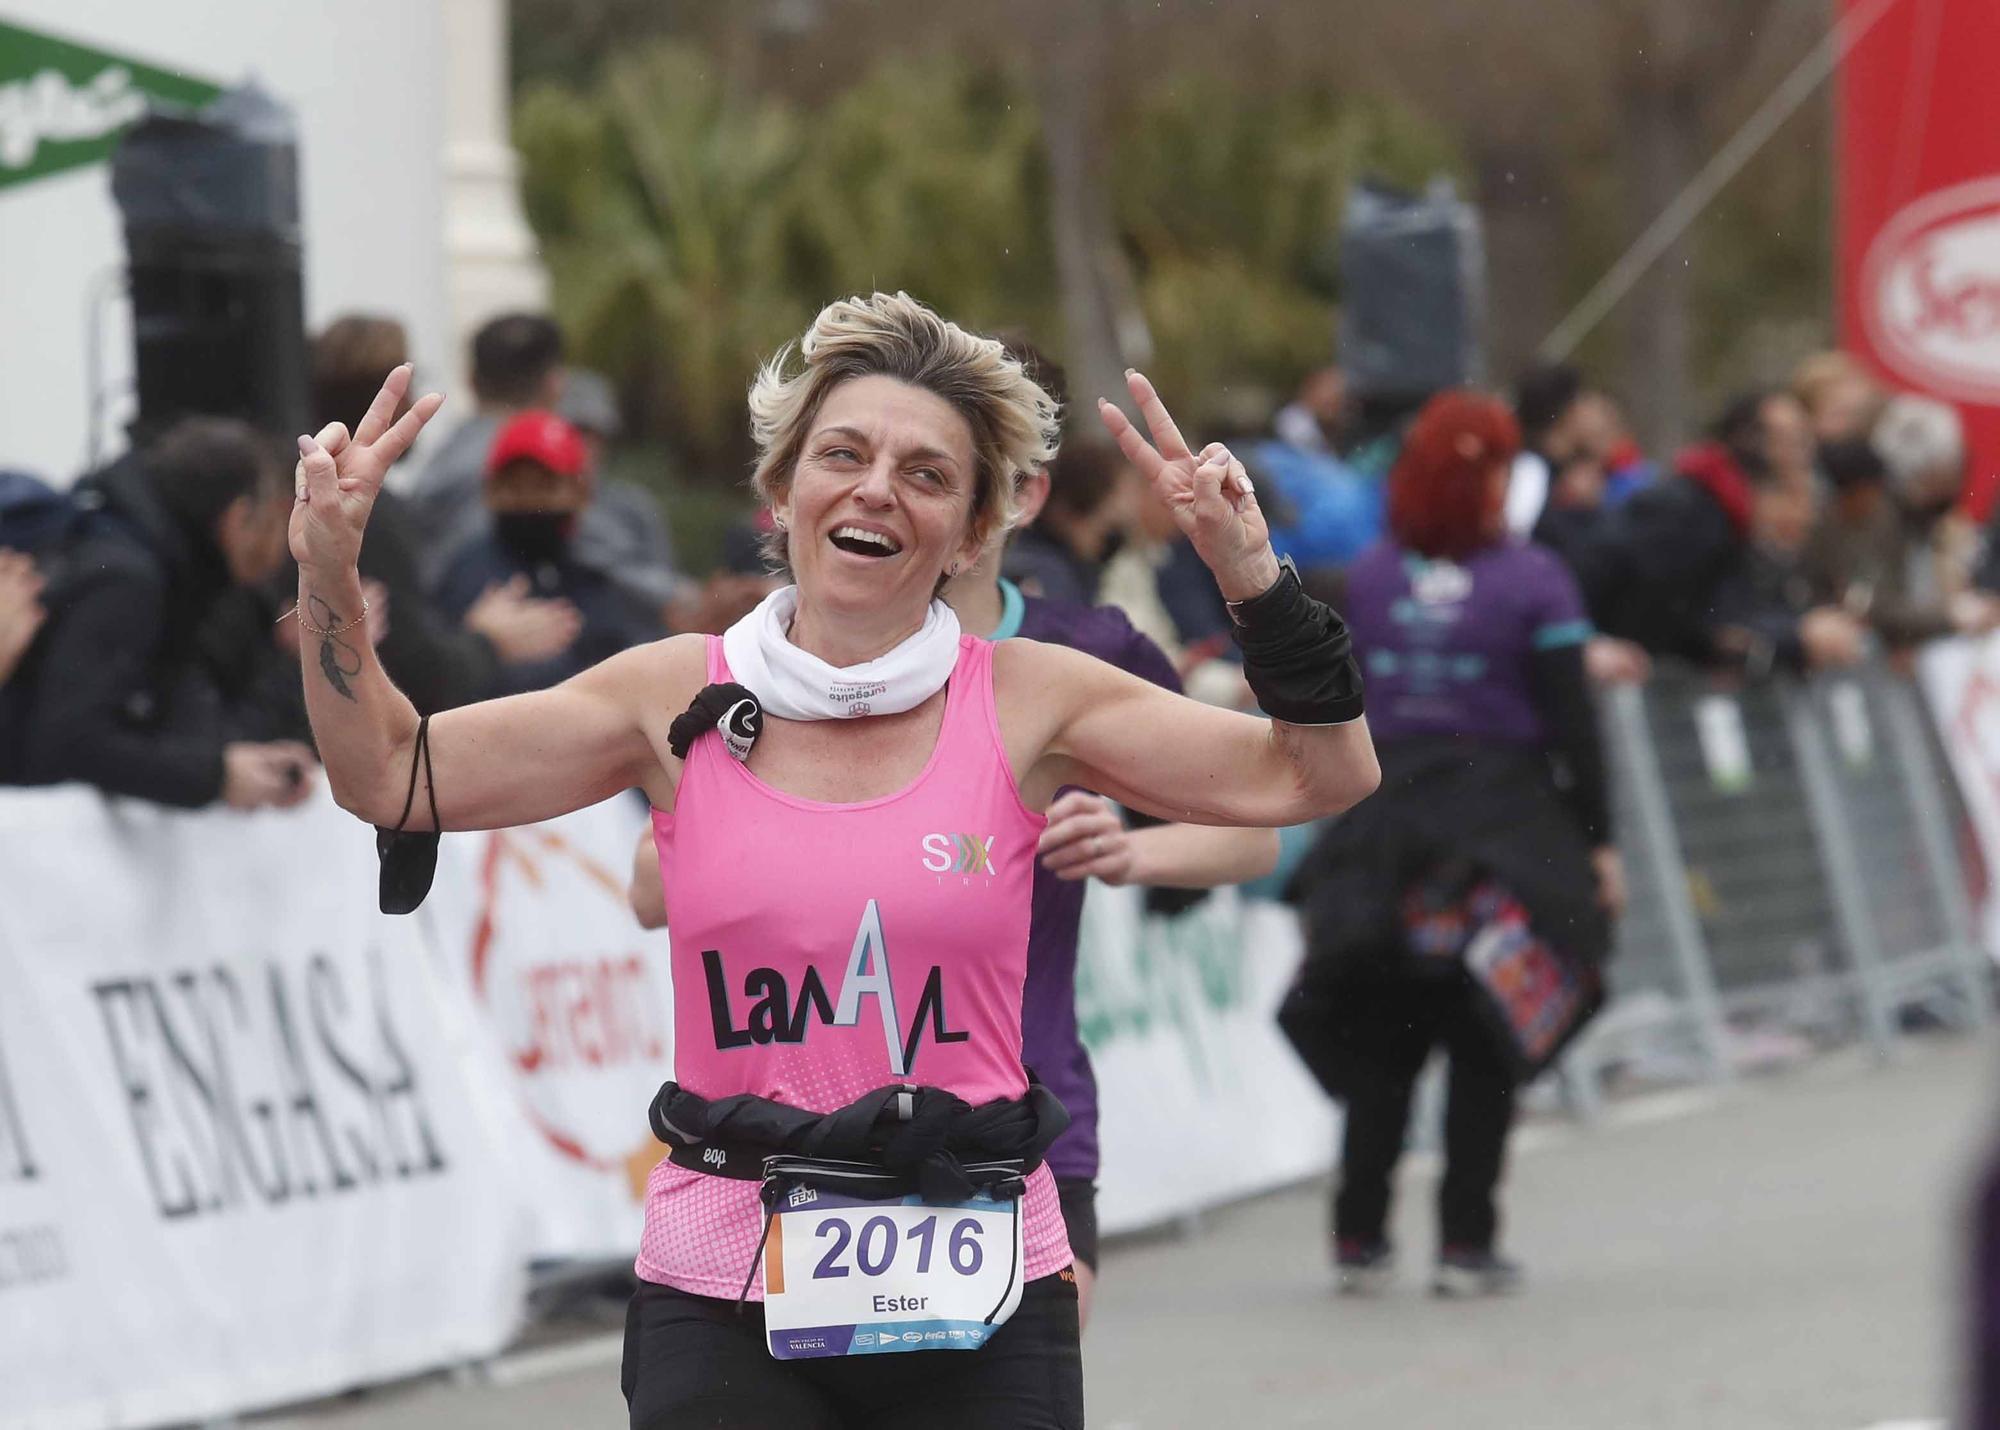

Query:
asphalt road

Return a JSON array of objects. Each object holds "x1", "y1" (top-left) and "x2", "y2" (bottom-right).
[{"x1": 251, "y1": 1032, "x2": 1995, "y2": 1430}]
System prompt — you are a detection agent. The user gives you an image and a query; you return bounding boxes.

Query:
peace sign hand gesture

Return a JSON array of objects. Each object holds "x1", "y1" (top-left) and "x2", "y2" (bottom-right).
[
  {"x1": 288, "y1": 363, "x2": 445, "y2": 574},
  {"x1": 1097, "y1": 370, "x2": 1281, "y2": 602}
]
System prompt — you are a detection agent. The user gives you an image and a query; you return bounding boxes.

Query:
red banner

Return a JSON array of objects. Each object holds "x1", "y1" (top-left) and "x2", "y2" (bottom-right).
[{"x1": 1838, "y1": 0, "x2": 2000, "y2": 517}]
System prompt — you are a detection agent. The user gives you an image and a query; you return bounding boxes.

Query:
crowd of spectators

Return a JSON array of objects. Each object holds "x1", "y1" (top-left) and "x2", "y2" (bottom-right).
[
  {"x1": 0, "y1": 308, "x2": 771, "y2": 811},
  {"x1": 1000, "y1": 346, "x2": 2000, "y2": 720},
  {"x1": 4, "y1": 304, "x2": 1996, "y2": 813}
]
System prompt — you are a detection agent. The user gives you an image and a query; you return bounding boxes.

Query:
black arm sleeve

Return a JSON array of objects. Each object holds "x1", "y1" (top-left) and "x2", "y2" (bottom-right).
[
  {"x1": 1526, "y1": 642, "x2": 1611, "y2": 846},
  {"x1": 20, "y1": 566, "x2": 226, "y2": 808}
]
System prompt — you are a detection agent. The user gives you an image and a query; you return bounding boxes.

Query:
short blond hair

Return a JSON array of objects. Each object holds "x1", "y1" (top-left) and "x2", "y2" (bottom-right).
[{"x1": 748, "y1": 293, "x2": 1060, "y2": 566}]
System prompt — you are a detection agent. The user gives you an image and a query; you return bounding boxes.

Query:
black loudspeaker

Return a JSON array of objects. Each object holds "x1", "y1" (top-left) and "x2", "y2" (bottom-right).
[
  {"x1": 1339, "y1": 179, "x2": 1486, "y2": 405},
  {"x1": 110, "y1": 85, "x2": 306, "y2": 445}
]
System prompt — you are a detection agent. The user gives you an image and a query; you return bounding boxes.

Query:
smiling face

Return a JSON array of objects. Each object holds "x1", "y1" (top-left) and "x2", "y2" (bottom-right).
[{"x1": 773, "y1": 374, "x2": 984, "y2": 619}]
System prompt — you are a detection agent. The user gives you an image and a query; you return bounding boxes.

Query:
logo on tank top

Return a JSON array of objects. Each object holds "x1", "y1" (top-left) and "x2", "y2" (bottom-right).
[
  {"x1": 918, "y1": 833, "x2": 998, "y2": 877},
  {"x1": 1409, "y1": 559, "x2": 1472, "y2": 606},
  {"x1": 701, "y1": 898, "x2": 969, "y2": 1075}
]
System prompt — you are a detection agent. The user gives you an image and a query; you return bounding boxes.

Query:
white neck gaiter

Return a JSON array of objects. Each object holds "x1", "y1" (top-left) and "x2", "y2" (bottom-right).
[{"x1": 720, "y1": 585, "x2": 962, "y2": 720}]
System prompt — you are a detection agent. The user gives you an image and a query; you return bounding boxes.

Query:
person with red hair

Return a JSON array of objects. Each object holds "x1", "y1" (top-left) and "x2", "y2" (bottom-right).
[{"x1": 1281, "y1": 389, "x2": 1621, "y2": 1298}]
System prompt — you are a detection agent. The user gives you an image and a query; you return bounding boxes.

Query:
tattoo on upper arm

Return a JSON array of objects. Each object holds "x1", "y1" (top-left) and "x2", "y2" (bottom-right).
[{"x1": 307, "y1": 595, "x2": 362, "y2": 702}]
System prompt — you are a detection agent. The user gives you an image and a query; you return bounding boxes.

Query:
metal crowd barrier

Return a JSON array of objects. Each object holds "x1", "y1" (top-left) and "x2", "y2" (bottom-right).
[{"x1": 1565, "y1": 656, "x2": 1991, "y2": 1095}]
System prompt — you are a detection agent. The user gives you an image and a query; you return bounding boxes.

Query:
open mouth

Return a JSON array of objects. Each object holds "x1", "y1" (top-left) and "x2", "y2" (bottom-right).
[{"x1": 828, "y1": 525, "x2": 903, "y2": 559}]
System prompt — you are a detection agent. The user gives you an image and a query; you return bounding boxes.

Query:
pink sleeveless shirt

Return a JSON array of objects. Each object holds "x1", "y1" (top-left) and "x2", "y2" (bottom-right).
[{"x1": 635, "y1": 633, "x2": 1072, "y2": 1298}]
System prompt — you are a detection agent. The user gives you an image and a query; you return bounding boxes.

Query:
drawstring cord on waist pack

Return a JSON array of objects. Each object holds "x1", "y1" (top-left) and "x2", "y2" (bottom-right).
[
  {"x1": 983, "y1": 1180, "x2": 1024, "y2": 1326},
  {"x1": 736, "y1": 1189, "x2": 780, "y2": 1315}
]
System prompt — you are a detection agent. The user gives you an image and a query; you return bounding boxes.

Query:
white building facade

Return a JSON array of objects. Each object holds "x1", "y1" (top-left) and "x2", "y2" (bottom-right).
[{"x1": 0, "y1": 0, "x2": 544, "y2": 482}]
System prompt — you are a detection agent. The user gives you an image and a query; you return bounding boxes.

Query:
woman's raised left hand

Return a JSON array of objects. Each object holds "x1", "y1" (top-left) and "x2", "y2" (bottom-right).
[
  {"x1": 1097, "y1": 370, "x2": 1279, "y2": 601},
  {"x1": 290, "y1": 364, "x2": 443, "y2": 576}
]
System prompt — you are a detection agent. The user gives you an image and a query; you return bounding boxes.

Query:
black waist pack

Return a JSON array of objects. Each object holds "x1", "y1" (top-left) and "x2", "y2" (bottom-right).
[{"x1": 649, "y1": 1079, "x2": 1069, "y2": 1204}]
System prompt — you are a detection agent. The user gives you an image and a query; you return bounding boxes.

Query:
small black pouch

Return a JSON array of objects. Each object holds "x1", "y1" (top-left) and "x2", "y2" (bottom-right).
[
  {"x1": 375, "y1": 714, "x2": 441, "y2": 916},
  {"x1": 668, "y1": 682, "x2": 761, "y2": 762}
]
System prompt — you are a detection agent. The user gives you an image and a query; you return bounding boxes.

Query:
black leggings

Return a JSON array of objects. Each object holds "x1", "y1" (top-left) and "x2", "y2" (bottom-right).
[{"x1": 622, "y1": 1272, "x2": 1085, "y2": 1429}]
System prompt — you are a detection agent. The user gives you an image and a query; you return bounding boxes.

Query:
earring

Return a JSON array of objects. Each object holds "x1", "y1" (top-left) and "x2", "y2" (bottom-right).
[{"x1": 947, "y1": 562, "x2": 961, "y2": 577}]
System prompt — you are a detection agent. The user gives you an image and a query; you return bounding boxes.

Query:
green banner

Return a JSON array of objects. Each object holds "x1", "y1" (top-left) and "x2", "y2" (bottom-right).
[{"x1": 0, "y1": 19, "x2": 221, "y2": 192}]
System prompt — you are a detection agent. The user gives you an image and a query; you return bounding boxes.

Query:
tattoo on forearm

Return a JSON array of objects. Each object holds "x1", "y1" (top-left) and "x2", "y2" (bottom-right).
[{"x1": 308, "y1": 595, "x2": 363, "y2": 702}]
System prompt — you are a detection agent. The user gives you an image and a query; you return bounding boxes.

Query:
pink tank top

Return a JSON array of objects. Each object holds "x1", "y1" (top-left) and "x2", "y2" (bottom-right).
[{"x1": 635, "y1": 633, "x2": 1072, "y2": 1298}]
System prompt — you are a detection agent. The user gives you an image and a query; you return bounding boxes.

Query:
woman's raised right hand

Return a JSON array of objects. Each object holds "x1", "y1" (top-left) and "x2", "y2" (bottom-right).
[{"x1": 289, "y1": 363, "x2": 444, "y2": 574}]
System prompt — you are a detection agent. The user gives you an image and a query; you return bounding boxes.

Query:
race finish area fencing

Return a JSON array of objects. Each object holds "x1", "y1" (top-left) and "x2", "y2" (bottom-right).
[
  {"x1": 1571, "y1": 645, "x2": 1992, "y2": 1103},
  {"x1": 1, "y1": 640, "x2": 1995, "y2": 1428}
]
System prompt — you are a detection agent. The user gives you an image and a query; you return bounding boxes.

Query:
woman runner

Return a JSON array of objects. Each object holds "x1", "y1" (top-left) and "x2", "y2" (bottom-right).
[
  {"x1": 630, "y1": 418, "x2": 1282, "y2": 1327},
  {"x1": 290, "y1": 293, "x2": 1376, "y2": 1427}
]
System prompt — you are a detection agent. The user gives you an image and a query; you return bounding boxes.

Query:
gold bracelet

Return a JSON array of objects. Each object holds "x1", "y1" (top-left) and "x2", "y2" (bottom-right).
[{"x1": 288, "y1": 598, "x2": 370, "y2": 638}]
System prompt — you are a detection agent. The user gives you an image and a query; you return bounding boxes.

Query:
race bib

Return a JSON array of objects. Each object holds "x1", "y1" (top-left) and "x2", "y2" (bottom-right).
[{"x1": 761, "y1": 1185, "x2": 1025, "y2": 1359}]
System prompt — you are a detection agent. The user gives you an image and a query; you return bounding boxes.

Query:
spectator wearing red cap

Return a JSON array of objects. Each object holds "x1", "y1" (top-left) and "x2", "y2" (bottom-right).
[{"x1": 428, "y1": 411, "x2": 663, "y2": 694}]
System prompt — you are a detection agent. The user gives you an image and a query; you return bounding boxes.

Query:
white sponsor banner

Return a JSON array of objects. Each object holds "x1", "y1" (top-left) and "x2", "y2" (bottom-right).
[
  {"x1": 0, "y1": 788, "x2": 530, "y2": 1430},
  {"x1": 1078, "y1": 886, "x2": 1335, "y2": 1235},
  {"x1": 0, "y1": 779, "x2": 1329, "y2": 1427},
  {"x1": 417, "y1": 796, "x2": 674, "y2": 1262},
  {"x1": 1918, "y1": 635, "x2": 2000, "y2": 958}
]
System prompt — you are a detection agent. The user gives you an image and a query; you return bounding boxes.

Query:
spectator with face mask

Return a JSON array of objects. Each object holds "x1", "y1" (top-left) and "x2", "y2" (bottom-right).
[
  {"x1": 6, "y1": 418, "x2": 318, "y2": 808},
  {"x1": 430, "y1": 411, "x2": 663, "y2": 693}
]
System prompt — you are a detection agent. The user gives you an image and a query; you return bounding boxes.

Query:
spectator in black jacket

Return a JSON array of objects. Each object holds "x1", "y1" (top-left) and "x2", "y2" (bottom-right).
[
  {"x1": 308, "y1": 316, "x2": 581, "y2": 711},
  {"x1": 1587, "y1": 390, "x2": 1865, "y2": 677},
  {"x1": 430, "y1": 412, "x2": 662, "y2": 694},
  {"x1": 12, "y1": 419, "x2": 318, "y2": 809}
]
